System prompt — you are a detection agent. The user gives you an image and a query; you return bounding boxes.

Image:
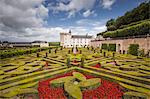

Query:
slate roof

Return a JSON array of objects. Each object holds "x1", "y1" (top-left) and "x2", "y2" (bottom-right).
[
  {"x1": 72, "y1": 35, "x2": 92, "y2": 39},
  {"x1": 32, "y1": 41, "x2": 47, "y2": 43}
]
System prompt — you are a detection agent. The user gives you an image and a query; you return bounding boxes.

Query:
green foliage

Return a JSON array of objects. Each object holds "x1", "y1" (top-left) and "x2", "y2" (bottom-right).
[
  {"x1": 101, "y1": 43, "x2": 116, "y2": 52},
  {"x1": 101, "y1": 43, "x2": 108, "y2": 50},
  {"x1": 107, "y1": 25, "x2": 117, "y2": 31},
  {"x1": 73, "y1": 72, "x2": 86, "y2": 81},
  {"x1": 108, "y1": 44, "x2": 116, "y2": 52},
  {"x1": 50, "y1": 72, "x2": 101, "y2": 99},
  {"x1": 106, "y1": 19, "x2": 116, "y2": 31},
  {"x1": 49, "y1": 49, "x2": 51, "y2": 53},
  {"x1": 49, "y1": 42, "x2": 60, "y2": 46},
  {"x1": 103, "y1": 21, "x2": 150, "y2": 38},
  {"x1": 0, "y1": 47, "x2": 56, "y2": 59},
  {"x1": 103, "y1": 51, "x2": 106, "y2": 57},
  {"x1": 118, "y1": 19, "x2": 150, "y2": 29},
  {"x1": 79, "y1": 78, "x2": 101, "y2": 90},
  {"x1": 138, "y1": 49, "x2": 145, "y2": 57},
  {"x1": 64, "y1": 81, "x2": 82, "y2": 99},
  {"x1": 81, "y1": 57, "x2": 84, "y2": 67},
  {"x1": 100, "y1": 2, "x2": 150, "y2": 37},
  {"x1": 50, "y1": 76, "x2": 75, "y2": 88},
  {"x1": 115, "y1": 2, "x2": 149, "y2": 29},
  {"x1": 37, "y1": 53, "x2": 39, "y2": 57},
  {"x1": 67, "y1": 58, "x2": 70, "y2": 67},
  {"x1": 128, "y1": 44, "x2": 139, "y2": 56},
  {"x1": 106, "y1": 19, "x2": 115, "y2": 27},
  {"x1": 1, "y1": 88, "x2": 38, "y2": 98},
  {"x1": 105, "y1": 2, "x2": 149, "y2": 30},
  {"x1": 123, "y1": 91, "x2": 148, "y2": 99}
]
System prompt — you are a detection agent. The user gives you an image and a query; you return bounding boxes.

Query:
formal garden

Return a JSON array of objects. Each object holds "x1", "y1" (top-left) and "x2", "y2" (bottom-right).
[{"x1": 0, "y1": 46, "x2": 150, "y2": 99}]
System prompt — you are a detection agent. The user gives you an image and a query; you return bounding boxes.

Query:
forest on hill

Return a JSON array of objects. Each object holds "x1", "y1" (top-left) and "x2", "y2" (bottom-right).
[{"x1": 97, "y1": 2, "x2": 150, "y2": 38}]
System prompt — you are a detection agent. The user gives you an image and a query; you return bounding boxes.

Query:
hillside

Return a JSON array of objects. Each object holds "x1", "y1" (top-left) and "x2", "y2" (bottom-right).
[{"x1": 97, "y1": 2, "x2": 150, "y2": 38}]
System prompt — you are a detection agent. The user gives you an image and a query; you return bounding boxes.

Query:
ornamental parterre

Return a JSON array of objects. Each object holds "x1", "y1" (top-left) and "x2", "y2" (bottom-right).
[{"x1": 38, "y1": 71, "x2": 124, "y2": 99}]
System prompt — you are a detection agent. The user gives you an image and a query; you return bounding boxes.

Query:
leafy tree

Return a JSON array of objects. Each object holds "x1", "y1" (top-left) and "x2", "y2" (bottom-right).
[
  {"x1": 106, "y1": 19, "x2": 115, "y2": 27},
  {"x1": 101, "y1": 1, "x2": 149, "y2": 35},
  {"x1": 114, "y1": 2, "x2": 149, "y2": 29}
]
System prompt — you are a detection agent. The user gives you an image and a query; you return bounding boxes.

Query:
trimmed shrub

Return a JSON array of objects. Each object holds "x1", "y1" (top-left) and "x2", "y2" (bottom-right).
[
  {"x1": 80, "y1": 50, "x2": 82, "y2": 54},
  {"x1": 108, "y1": 44, "x2": 116, "y2": 51},
  {"x1": 103, "y1": 52, "x2": 106, "y2": 57},
  {"x1": 100, "y1": 49, "x2": 102, "y2": 53},
  {"x1": 101, "y1": 44, "x2": 108, "y2": 50},
  {"x1": 49, "y1": 49, "x2": 51, "y2": 53},
  {"x1": 67, "y1": 58, "x2": 70, "y2": 67},
  {"x1": 37, "y1": 53, "x2": 39, "y2": 57},
  {"x1": 81, "y1": 57, "x2": 84, "y2": 67},
  {"x1": 138, "y1": 49, "x2": 145, "y2": 57},
  {"x1": 45, "y1": 52, "x2": 48, "y2": 57},
  {"x1": 0, "y1": 47, "x2": 55, "y2": 59},
  {"x1": 54, "y1": 49, "x2": 57, "y2": 53},
  {"x1": 128, "y1": 44, "x2": 139, "y2": 56},
  {"x1": 103, "y1": 21, "x2": 150, "y2": 38},
  {"x1": 68, "y1": 50, "x2": 70, "y2": 54}
]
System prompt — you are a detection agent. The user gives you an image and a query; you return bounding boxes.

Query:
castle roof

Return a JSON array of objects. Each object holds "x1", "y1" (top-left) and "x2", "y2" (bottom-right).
[{"x1": 72, "y1": 35, "x2": 92, "y2": 39}]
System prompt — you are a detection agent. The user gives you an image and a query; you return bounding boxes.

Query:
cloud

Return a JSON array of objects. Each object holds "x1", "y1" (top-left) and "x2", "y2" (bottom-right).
[
  {"x1": 67, "y1": 25, "x2": 106, "y2": 37},
  {"x1": 0, "y1": 26, "x2": 69, "y2": 42},
  {"x1": 0, "y1": 0, "x2": 109, "y2": 42},
  {"x1": 83, "y1": 10, "x2": 94, "y2": 17},
  {"x1": 49, "y1": 0, "x2": 96, "y2": 18},
  {"x1": 0, "y1": 0, "x2": 49, "y2": 41},
  {"x1": 75, "y1": 19, "x2": 107, "y2": 35},
  {"x1": 93, "y1": 26, "x2": 107, "y2": 32},
  {"x1": 101, "y1": 0, "x2": 116, "y2": 9},
  {"x1": 76, "y1": 19, "x2": 106, "y2": 27}
]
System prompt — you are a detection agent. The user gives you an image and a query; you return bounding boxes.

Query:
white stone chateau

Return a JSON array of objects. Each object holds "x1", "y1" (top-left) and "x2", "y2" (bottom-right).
[{"x1": 60, "y1": 30, "x2": 93, "y2": 47}]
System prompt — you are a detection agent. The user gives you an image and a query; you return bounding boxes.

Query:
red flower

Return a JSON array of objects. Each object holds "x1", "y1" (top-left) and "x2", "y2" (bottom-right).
[{"x1": 38, "y1": 71, "x2": 124, "y2": 99}]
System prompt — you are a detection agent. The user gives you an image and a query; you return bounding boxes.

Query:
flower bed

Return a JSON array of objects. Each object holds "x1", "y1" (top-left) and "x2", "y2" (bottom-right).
[
  {"x1": 38, "y1": 71, "x2": 124, "y2": 99},
  {"x1": 92, "y1": 63, "x2": 101, "y2": 68}
]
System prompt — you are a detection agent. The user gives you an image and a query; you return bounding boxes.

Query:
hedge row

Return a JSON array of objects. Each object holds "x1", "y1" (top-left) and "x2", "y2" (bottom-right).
[
  {"x1": 119, "y1": 19, "x2": 150, "y2": 30},
  {"x1": 0, "y1": 47, "x2": 57, "y2": 59},
  {"x1": 128, "y1": 44, "x2": 139, "y2": 56},
  {"x1": 101, "y1": 43, "x2": 116, "y2": 52},
  {"x1": 103, "y1": 21, "x2": 150, "y2": 38}
]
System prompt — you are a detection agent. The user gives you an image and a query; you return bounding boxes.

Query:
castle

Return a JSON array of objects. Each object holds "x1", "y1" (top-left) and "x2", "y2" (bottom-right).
[{"x1": 60, "y1": 30, "x2": 93, "y2": 47}]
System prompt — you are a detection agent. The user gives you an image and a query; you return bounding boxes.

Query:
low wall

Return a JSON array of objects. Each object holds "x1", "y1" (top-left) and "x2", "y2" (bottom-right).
[{"x1": 90, "y1": 37, "x2": 150, "y2": 53}]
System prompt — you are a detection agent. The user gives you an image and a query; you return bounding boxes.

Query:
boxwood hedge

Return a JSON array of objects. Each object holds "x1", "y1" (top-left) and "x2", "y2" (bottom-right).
[{"x1": 103, "y1": 21, "x2": 150, "y2": 38}]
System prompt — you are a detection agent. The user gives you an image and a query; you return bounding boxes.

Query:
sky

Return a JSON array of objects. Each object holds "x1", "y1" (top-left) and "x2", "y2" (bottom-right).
[{"x1": 0, "y1": 0, "x2": 147, "y2": 42}]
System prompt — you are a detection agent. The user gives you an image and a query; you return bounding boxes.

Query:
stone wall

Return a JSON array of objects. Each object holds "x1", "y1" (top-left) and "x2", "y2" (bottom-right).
[{"x1": 90, "y1": 37, "x2": 150, "y2": 54}]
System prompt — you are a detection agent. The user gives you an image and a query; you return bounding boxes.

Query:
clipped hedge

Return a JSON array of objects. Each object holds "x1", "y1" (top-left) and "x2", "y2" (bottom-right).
[
  {"x1": 128, "y1": 44, "x2": 139, "y2": 56},
  {"x1": 0, "y1": 47, "x2": 57, "y2": 59},
  {"x1": 108, "y1": 44, "x2": 116, "y2": 51},
  {"x1": 101, "y1": 43, "x2": 116, "y2": 52},
  {"x1": 101, "y1": 44, "x2": 108, "y2": 50},
  {"x1": 103, "y1": 21, "x2": 150, "y2": 38}
]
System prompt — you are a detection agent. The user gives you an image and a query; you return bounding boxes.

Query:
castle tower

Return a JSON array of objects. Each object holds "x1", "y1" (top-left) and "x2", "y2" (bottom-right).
[{"x1": 60, "y1": 31, "x2": 71, "y2": 47}]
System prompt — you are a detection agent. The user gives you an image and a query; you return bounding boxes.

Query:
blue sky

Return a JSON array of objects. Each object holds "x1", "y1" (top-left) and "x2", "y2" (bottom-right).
[{"x1": 0, "y1": 0, "x2": 147, "y2": 42}]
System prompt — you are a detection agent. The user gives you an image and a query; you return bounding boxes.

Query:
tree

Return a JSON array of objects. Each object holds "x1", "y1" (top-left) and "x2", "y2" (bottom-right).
[
  {"x1": 102, "y1": 2, "x2": 150, "y2": 33},
  {"x1": 106, "y1": 19, "x2": 116, "y2": 31},
  {"x1": 106, "y1": 19, "x2": 115, "y2": 27}
]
